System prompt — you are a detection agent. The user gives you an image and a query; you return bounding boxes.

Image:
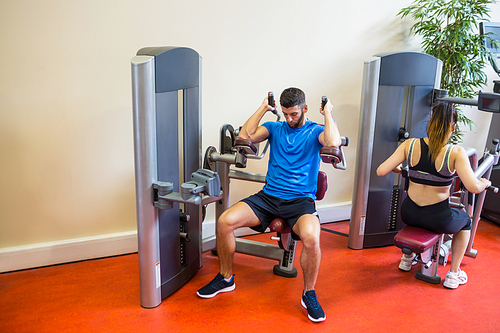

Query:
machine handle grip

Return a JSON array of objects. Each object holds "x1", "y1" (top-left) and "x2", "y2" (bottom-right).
[
  {"x1": 321, "y1": 96, "x2": 327, "y2": 110},
  {"x1": 487, "y1": 185, "x2": 499, "y2": 193},
  {"x1": 268, "y1": 91, "x2": 278, "y2": 115}
]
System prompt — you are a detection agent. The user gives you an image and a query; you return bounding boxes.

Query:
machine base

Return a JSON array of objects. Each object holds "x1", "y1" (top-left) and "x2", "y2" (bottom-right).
[
  {"x1": 273, "y1": 265, "x2": 298, "y2": 278},
  {"x1": 416, "y1": 270, "x2": 441, "y2": 284}
]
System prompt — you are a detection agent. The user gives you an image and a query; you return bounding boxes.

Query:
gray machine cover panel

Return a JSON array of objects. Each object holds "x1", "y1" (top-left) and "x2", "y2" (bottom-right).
[
  {"x1": 137, "y1": 47, "x2": 200, "y2": 93},
  {"x1": 364, "y1": 85, "x2": 404, "y2": 234},
  {"x1": 378, "y1": 52, "x2": 439, "y2": 87},
  {"x1": 156, "y1": 91, "x2": 182, "y2": 282},
  {"x1": 365, "y1": 85, "x2": 432, "y2": 236}
]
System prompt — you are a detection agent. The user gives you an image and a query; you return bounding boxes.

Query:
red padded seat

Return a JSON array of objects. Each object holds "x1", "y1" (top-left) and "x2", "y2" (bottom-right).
[
  {"x1": 393, "y1": 226, "x2": 442, "y2": 254},
  {"x1": 270, "y1": 218, "x2": 289, "y2": 234}
]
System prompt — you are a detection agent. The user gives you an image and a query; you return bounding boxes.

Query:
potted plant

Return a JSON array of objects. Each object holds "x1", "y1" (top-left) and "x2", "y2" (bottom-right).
[{"x1": 398, "y1": 0, "x2": 498, "y2": 142}]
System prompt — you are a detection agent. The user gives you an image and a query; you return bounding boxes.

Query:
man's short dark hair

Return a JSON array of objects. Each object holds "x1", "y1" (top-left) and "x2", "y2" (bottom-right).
[{"x1": 280, "y1": 87, "x2": 306, "y2": 109}]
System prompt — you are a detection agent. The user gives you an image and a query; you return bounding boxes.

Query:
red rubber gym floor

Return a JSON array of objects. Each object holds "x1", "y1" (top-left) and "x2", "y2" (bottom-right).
[{"x1": 1, "y1": 220, "x2": 500, "y2": 333}]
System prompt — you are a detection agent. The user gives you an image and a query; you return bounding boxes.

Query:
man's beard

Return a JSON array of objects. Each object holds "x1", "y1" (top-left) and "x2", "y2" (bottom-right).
[{"x1": 291, "y1": 111, "x2": 305, "y2": 128}]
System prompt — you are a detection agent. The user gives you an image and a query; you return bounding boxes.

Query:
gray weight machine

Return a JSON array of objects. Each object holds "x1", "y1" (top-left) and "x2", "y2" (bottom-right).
[
  {"x1": 385, "y1": 37, "x2": 500, "y2": 284},
  {"x1": 349, "y1": 52, "x2": 443, "y2": 249},
  {"x1": 132, "y1": 47, "x2": 221, "y2": 308},
  {"x1": 349, "y1": 50, "x2": 500, "y2": 253}
]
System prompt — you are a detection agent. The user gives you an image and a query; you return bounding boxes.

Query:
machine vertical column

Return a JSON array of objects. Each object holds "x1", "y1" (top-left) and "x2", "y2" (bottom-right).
[
  {"x1": 348, "y1": 57, "x2": 380, "y2": 250},
  {"x1": 132, "y1": 55, "x2": 161, "y2": 308}
]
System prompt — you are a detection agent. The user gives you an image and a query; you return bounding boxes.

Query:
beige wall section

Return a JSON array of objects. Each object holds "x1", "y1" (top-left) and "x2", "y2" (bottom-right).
[{"x1": 1, "y1": 1, "x2": 499, "y2": 268}]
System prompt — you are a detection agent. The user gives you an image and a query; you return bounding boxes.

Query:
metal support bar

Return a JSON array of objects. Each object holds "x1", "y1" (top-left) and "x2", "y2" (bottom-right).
[
  {"x1": 415, "y1": 234, "x2": 443, "y2": 284},
  {"x1": 435, "y1": 96, "x2": 479, "y2": 106},
  {"x1": 235, "y1": 238, "x2": 284, "y2": 261},
  {"x1": 132, "y1": 55, "x2": 161, "y2": 308},
  {"x1": 228, "y1": 169, "x2": 267, "y2": 183},
  {"x1": 466, "y1": 153, "x2": 498, "y2": 258}
]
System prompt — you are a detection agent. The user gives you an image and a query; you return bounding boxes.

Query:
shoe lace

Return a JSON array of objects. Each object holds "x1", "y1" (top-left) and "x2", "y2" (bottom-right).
[
  {"x1": 209, "y1": 274, "x2": 232, "y2": 287},
  {"x1": 306, "y1": 292, "x2": 320, "y2": 309},
  {"x1": 208, "y1": 275, "x2": 223, "y2": 287}
]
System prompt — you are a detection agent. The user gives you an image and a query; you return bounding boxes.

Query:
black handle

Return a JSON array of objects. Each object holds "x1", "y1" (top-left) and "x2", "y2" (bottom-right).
[
  {"x1": 268, "y1": 91, "x2": 278, "y2": 115},
  {"x1": 321, "y1": 96, "x2": 327, "y2": 110},
  {"x1": 487, "y1": 185, "x2": 499, "y2": 193},
  {"x1": 268, "y1": 91, "x2": 275, "y2": 107}
]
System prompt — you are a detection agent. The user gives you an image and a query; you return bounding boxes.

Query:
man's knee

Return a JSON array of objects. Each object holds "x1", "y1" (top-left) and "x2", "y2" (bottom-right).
[
  {"x1": 294, "y1": 217, "x2": 321, "y2": 247},
  {"x1": 217, "y1": 209, "x2": 239, "y2": 233},
  {"x1": 301, "y1": 229, "x2": 320, "y2": 249},
  {"x1": 217, "y1": 202, "x2": 259, "y2": 233}
]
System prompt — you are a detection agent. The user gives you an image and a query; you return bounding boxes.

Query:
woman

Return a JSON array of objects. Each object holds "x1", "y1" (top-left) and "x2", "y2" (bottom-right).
[{"x1": 377, "y1": 103, "x2": 491, "y2": 289}]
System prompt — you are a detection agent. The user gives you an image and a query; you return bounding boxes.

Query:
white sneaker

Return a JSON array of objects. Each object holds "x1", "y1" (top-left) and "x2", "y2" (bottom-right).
[
  {"x1": 443, "y1": 269, "x2": 468, "y2": 289},
  {"x1": 398, "y1": 254, "x2": 416, "y2": 272}
]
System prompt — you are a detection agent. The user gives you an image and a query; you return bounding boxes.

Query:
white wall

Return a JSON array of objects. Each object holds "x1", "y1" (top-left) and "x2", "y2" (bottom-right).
[{"x1": 1, "y1": 0, "x2": 498, "y2": 271}]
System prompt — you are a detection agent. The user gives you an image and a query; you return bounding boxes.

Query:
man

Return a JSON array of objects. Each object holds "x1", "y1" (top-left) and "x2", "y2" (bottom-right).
[{"x1": 196, "y1": 87, "x2": 341, "y2": 323}]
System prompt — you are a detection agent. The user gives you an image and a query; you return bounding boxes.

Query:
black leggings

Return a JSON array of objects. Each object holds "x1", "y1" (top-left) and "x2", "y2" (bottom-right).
[{"x1": 401, "y1": 196, "x2": 471, "y2": 234}]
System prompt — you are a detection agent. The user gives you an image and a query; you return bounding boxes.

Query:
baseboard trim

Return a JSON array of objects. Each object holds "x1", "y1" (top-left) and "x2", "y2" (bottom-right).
[
  {"x1": 316, "y1": 201, "x2": 352, "y2": 223},
  {"x1": 0, "y1": 231, "x2": 138, "y2": 273}
]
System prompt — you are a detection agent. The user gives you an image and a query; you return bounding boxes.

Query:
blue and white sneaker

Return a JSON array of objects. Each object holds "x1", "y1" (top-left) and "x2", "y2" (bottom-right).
[
  {"x1": 301, "y1": 290, "x2": 326, "y2": 323},
  {"x1": 196, "y1": 273, "x2": 235, "y2": 298}
]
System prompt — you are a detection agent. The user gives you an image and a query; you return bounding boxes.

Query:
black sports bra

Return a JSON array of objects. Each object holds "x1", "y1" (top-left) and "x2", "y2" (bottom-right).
[{"x1": 407, "y1": 138, "x2": 455, "y2": 186}]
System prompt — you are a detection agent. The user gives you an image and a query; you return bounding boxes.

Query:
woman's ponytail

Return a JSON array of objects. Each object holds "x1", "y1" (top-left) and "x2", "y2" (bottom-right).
[{"x1": 427, "y1": 103, "x2": 457, "y2": 163}]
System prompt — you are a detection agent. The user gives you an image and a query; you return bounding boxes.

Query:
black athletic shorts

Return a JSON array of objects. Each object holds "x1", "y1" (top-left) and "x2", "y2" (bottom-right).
[
  {"x1": 401, "y1": 196, "x2": 471, "y2": 234},
  {"x1": 241, "y1": 190, "x2": 319, "y2": 240}
]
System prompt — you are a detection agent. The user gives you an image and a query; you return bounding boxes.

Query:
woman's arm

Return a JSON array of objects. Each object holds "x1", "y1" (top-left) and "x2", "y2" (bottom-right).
[
  {"x1": 453, "y1": 146, "x2": 491, "y2": 193},
  {"x1": 376, "y1": 140, "x2": 409, "y2": 177}
]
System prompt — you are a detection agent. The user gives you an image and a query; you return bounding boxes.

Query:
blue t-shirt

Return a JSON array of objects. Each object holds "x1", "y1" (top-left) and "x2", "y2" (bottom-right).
[{"x1": 261, "y1": 119, "x2": 324, "y2": 200}]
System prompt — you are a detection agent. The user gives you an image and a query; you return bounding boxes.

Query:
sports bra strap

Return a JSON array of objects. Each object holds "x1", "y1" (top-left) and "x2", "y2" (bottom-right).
[
  {"x1": 407, "y1": 138, "x2": 417, "y2": 167},
  {"x1": 441, "y1": 143, "x2": 454, "y2": 174}
]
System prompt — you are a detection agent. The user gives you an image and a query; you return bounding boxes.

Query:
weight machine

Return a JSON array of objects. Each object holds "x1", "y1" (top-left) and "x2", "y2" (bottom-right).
[
  {"x1": 132, "y1": 47, "x2": 221, "y2": 308},
  {"x1": 131, "y1": 47, "x2": 348, "y2": 307},
  {"x1": 349, "y1": 50, "x2": 500, "y2": 283},
  {"x1": 349, "y1": 51, "x2": 500, "y2": 250}
]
